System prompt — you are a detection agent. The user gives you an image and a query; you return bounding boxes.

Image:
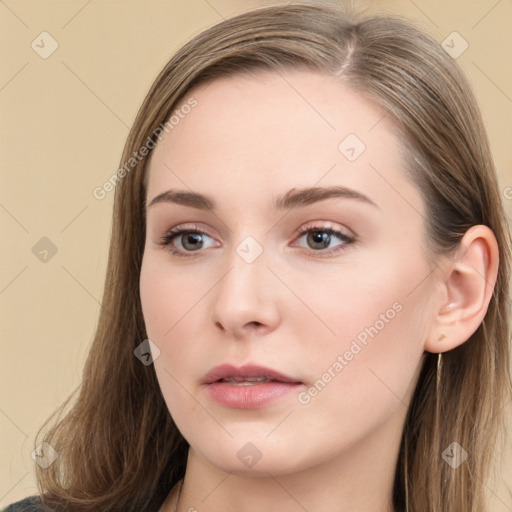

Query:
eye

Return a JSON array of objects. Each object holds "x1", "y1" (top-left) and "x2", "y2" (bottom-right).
[
  {"x1": 157, "y1": 225, "x2": 218, "y2": 258},
  {"x1": 292, "y1": 223, "x2": 355, "y2": 257},
  {"x1": 157, "y1": 222, "x2": 355, "y2": 258}
]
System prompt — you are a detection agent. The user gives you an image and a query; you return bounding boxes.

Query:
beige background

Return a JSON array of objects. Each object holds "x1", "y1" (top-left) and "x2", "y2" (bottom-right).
[{"x1": 1, "y1": 0, "x2": 511, "y2": 509}]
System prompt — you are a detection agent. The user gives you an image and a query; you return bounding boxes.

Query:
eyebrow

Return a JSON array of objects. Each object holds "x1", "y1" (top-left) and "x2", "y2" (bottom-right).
[{"x1": 146, "y1": 185, "x2": 379, "y2": 211}]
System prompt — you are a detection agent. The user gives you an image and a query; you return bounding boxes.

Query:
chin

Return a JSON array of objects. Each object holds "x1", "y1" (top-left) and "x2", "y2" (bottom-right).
[{"x1": 193, "y1": 435, "x2": 315, "y2": 477}]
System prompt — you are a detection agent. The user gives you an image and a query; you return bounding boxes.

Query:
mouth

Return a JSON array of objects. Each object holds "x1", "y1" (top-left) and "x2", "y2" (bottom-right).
[
  {"x1": 216, "y1": 376, "x2": 285, "y2": 386},
  {"x1": 203, "y1": 363, "x2": 303, "y2": 409},
  {"x1": 202, "y1": 363, "x2": 302, "y2": 385}
]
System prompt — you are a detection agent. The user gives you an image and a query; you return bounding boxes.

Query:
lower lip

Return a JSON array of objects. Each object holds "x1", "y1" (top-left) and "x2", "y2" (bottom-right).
[{"x1": 206, "y1": 381, "x2": 302, "y2": 409}]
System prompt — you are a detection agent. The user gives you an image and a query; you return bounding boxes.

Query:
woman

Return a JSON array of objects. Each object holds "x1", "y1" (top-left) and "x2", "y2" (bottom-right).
[{"x1": 4, "y1": 2, "x2": 510, "y2": 511}]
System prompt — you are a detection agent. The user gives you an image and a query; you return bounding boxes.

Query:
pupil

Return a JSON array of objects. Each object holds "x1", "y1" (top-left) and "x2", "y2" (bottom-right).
[
  {"x1": 309, "y1": 231, "x2": 329, "y2": 249},
  {"x1": 183, "y1": 233, "x2": 202, "y2": 250}
]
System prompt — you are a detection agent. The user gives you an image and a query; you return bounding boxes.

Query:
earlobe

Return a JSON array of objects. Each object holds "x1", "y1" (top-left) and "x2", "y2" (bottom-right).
[{"x1": 424, "y1": 225, "x2": 499, "y2": 354}]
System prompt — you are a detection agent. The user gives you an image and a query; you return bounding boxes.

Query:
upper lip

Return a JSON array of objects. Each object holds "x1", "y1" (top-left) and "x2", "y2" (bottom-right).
[{"x1": 202, "y1": 363, "x2": 302, "y2": 384}]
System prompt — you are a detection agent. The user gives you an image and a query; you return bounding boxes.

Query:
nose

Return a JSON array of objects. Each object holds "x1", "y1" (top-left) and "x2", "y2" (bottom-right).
[{"x1": 210, "y1": 242, "x2": 281, "y2": 339}]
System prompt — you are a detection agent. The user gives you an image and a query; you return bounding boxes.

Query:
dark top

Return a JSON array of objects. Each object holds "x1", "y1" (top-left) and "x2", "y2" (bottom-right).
[{"x1": 2, "y1": 497, "x2": 46, "y2": 512}]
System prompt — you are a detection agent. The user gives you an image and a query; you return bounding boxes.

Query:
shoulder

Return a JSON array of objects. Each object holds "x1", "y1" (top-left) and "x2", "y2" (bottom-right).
[{"x1": 2, "y1": 496, "x2": 46, "y2": 512}]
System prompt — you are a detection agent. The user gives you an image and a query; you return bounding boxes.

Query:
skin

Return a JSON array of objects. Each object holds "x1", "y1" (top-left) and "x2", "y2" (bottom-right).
[{"x1": 139, "y1": 69, "x2": 499, "y2": 512}]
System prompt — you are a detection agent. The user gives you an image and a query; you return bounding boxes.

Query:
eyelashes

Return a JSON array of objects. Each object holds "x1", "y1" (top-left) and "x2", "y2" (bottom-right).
[
  {"x1": 156, "y1": 223, "x2": 356, "y2": 259},
  {"x1": 158, "y1": 226, "x2": 217, "y2": 258},
  {"x1": 291, "y1": 224, "x2": 355, "y2": 257}
]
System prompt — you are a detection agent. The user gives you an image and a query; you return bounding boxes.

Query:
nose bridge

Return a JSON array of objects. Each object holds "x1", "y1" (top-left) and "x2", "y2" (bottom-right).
[
  {"x1": 211, "y1": 231, "x2": 278, "y2": 333},
  {"x1": 218, "y1": 233, "x2": 269, "y2": 303}
]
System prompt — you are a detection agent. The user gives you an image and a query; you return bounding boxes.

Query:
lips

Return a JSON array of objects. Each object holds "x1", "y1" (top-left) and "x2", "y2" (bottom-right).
[
  {"x1": 203, "y1": 363, "x2": 303, "y2": 409},
  {"x1": 202, "y1": 363, "x2": 302, "y2": 385}
]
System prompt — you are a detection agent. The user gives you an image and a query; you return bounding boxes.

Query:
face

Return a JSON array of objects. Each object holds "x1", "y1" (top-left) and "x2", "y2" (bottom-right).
[{"x1": 139, "y1": 69, "x2": 437, "y2": 477}]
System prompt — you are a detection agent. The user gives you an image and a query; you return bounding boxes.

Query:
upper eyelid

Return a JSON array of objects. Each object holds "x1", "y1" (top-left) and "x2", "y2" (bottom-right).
[
  {"x1": 162, "y1": 219, "x2": 352, "y2": 233},
  {"x1": 161, "y1": 222, "x2": 351, "y2": 239},
  {"x1": 293, "y1": 221, "x2": 353, "y2": 237}
]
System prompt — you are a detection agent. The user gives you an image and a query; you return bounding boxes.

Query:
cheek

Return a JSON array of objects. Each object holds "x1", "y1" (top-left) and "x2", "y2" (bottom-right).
[
  {"x1": 139, "y1": 257, "x2": 208, "y2": 412},
  {"x1": 139, "y1": 256, "x2": 198, "y2": 340},
  {"x1": 294, "y1": 259, "x2": 432, "y2": 427}
]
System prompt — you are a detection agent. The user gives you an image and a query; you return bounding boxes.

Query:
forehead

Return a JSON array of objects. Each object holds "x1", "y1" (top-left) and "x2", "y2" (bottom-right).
[
  {"x1": 150, "y1": 69, "x2": 392, "y2": 164},
  {"x1": 145, "y1": 69, "x2": 420, "y2": 216}
]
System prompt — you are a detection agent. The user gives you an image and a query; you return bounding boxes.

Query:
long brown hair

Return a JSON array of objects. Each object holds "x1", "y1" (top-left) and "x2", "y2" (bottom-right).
[{"x1": 34, "y1": 3, "x2": 511, "y2": 511}]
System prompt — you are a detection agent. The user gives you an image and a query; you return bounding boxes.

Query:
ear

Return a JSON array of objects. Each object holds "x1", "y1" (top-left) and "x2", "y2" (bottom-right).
[{"x1": 424, "y1": 225, "x2": 499, "y2": 354}]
